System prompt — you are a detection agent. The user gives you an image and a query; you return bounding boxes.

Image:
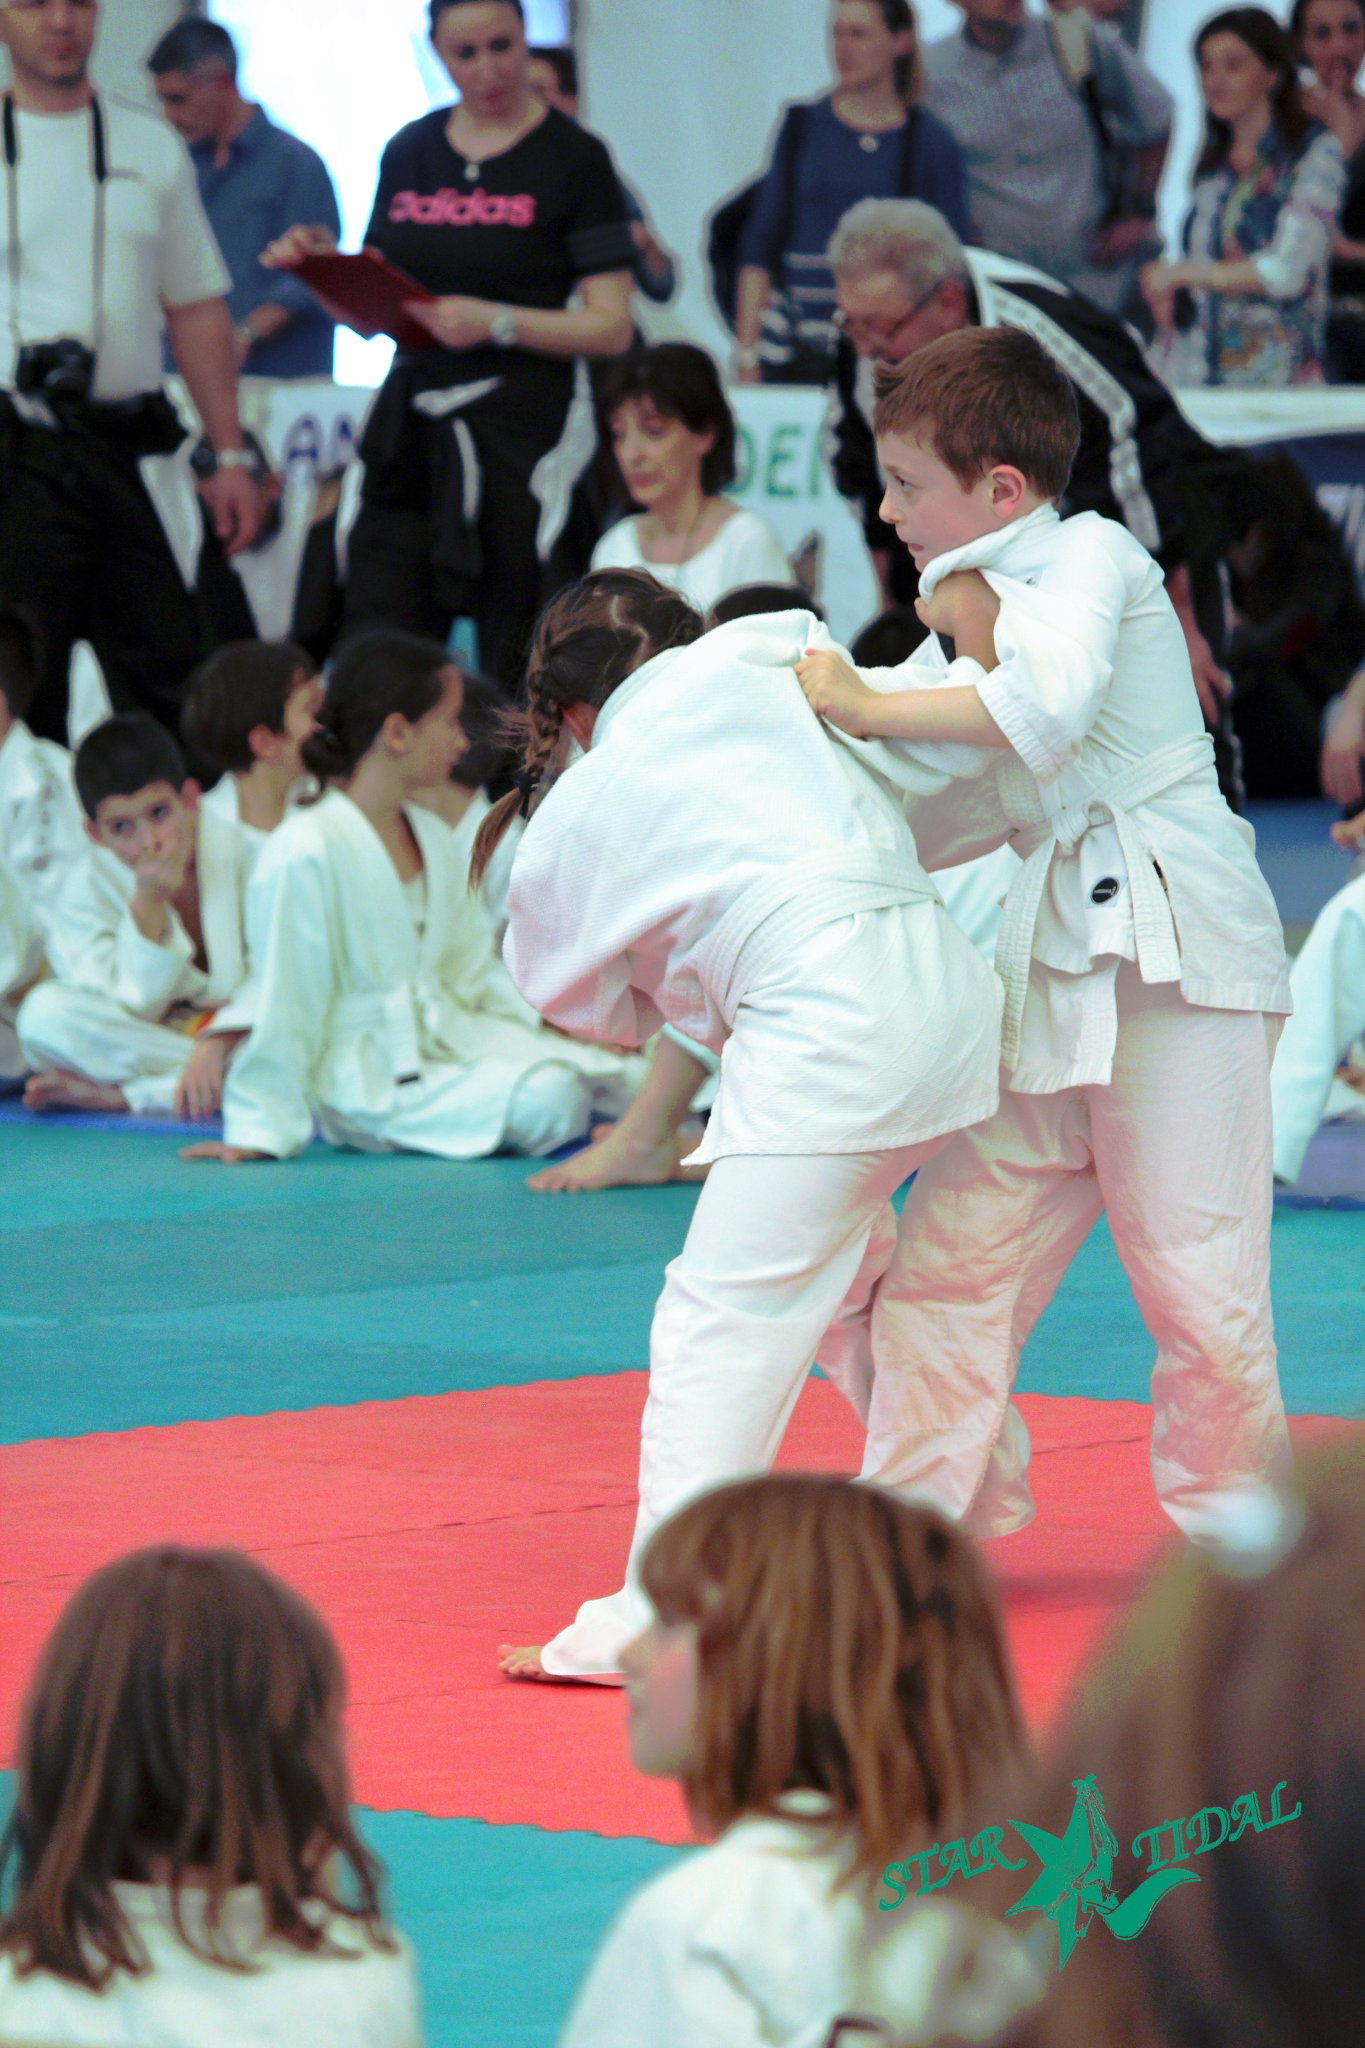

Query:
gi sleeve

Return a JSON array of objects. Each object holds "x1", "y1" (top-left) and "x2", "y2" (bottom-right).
[
  {"x1": 968, "y1": 534, "x2": 1128, "y2": 782},
  {"x1": 45, "y1": 857, "x2": 199, "y2": 1017},
  {"x1": 220, "y1": 839, "x2": 337, "y2": 1159}
]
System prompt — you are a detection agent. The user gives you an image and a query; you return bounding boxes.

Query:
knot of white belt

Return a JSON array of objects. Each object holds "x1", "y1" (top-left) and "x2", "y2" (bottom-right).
[{"x1": 992, "y1": 732, "x2": 1215, "y2": 1071}]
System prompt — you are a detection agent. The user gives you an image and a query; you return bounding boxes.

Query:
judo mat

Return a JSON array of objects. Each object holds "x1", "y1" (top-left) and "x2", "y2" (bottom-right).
[{"x1": 2, "y1": 1116, "x2": 1363, "y2": 2045}]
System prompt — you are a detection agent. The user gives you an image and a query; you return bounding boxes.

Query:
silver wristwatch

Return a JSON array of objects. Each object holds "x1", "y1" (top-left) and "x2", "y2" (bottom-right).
[
  {"x1": 215, "y1": 448, "x2": 258, "y2": 471},
  {"x1": 488, "y1": 306, "x2": 519, "y2": 348}
]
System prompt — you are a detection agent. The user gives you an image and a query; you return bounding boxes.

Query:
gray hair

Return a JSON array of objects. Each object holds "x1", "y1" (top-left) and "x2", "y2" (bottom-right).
[{"x1": 826, "y1": 199, "x2": 969, "y2": 301}]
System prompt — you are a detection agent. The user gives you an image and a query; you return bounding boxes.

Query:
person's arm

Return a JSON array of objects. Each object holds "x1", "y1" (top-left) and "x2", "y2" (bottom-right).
[
  {"x1": 403, "y1": 269, "x2": 633, "y2": 358},
  {"x1": 162, "y1": 297, "x2": 265, "y2": 554},
  {"x1": 1149, "y1": 133, "x2": 1344, "y2": 304},
  {"x1": 1164, "y1": 560, "x2": 1232, "y2": 729},
  {"x1": 185, "y1": 838, "x2": 334, "y2": 1162},
  {"x1": 240, "y1": 147, "x2": 344, "y2": 360},
  {"x1": 1322, "y1": 666, "x2": 1365, "y2": 807},
  {"x1": 797, "y1": 573, "x2": 1009, "y2": 744},
  {"x1": 733, "y1": 266, "x2": 770, "y2": 385}
]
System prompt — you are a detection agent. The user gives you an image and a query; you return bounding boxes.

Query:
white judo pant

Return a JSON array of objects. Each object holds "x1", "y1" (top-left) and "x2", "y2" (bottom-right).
[
  {"x1": 871, "y1": 967, "x2": 1290, "y2": 1545},
  {"x1": 540, "y1": 1136, "x2": 945, "y2": 1679},
  {"x1": 1270, "y1": 869, "x2": 1365, "y2": 1185},
  {"x1": 17, "y1": 981, "x2": 197, "y2": 1112},
  {"x1": 320, "y1": 1058, "x2": 626, "y2": 1160}
]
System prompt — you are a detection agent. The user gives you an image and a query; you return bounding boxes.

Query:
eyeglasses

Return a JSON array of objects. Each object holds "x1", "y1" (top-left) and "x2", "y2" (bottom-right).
[{"x1": 832, "y1": 281, "x2": 943, "y2": 352}]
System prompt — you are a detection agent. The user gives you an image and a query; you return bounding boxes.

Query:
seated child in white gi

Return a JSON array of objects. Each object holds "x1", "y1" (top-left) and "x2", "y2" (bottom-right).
[
  {"x1": 185, "y1": 628, "x2": 645, "y2": 1167},
  {"x1": 0, "y1": 1546, "x2": 422, "y2": 2047},
  {"x1": 183, "y1": 639, "x2": 323, "y2": 840},
  {"x1": 17, "y1": 714, "x2": 262, "y2": 1119},
  {"x1": 1269, "y1": 808, "x2": 1365, "y2": 1185},
  {"x1": 0, "y1": 601, "x2": 85, "y2": 938},
  {"x1": 410, "y1": 664, "x2": 523, "y2": 946},
  {"x1": 795, "y1": 325, "x2": 1292, "y2": 1547},
  {"x1": 487, "y1": 570, "x2": 1002, "y2": 1680},
  {"x1": 0, "y1": 846, "x2": 42, "y2": 1082},
  {"x1": 559, "y1": 1473, "x2": 1041, "y2": 2048}
]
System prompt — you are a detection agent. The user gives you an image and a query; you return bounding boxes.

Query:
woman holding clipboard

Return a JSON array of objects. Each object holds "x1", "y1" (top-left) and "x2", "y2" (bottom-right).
[{"x1": 264, "y1": 0, "x2": 634, "y2": 683}]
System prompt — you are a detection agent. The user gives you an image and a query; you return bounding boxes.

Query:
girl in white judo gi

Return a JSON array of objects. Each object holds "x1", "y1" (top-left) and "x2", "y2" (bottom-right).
[
  {"x1": 796, "y1": 326, "x2": 1292, "y2": 1547},
  {"x1": 559, "y1": 1474, "x2": 1040, "y2": 2048},
  {"x1": 480, "y1": 570, "x2": 1003, "y2": 1679},
  {"x1": 187, "y1": 629, "x2": 643, "y2": 1167}
]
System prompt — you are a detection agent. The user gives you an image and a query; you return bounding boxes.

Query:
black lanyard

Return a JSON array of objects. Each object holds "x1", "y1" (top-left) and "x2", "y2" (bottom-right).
[{"x1": 3, "y1": 92, "x2": 108, "y2": 372}]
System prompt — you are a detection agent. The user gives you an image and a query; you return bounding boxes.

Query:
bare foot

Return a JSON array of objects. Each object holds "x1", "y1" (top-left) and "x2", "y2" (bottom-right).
[
  {"x1": 526, "y1": 1119, "x2": 708, "y2": 1193},
  {"x1": 24, "y1": 1069, "x2": 129, "y2": 1114},
  {"x1": 498, "y1": 1643, "x2": 548, "y2": 1678}
]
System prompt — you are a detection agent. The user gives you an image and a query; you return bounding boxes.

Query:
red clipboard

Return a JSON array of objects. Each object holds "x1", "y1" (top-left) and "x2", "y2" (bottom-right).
[{"x1": 292, "y1": 249, "x2": 440, "y2": 351}]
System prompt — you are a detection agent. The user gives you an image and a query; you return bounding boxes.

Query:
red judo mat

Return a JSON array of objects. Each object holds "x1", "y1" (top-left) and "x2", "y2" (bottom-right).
[{"x1": 0, "y1": 1380, "x2": 1351, "y2": 1846}]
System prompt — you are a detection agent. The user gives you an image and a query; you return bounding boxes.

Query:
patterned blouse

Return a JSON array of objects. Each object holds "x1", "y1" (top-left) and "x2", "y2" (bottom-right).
[{"x1": 1161, "y1": 122, "x2": 1344, "y2": 387}]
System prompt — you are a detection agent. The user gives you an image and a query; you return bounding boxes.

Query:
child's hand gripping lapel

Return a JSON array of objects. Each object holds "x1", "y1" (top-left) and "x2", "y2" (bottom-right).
[{"x1": 794, "y1": 649, "x2": 881, "y2": 738}]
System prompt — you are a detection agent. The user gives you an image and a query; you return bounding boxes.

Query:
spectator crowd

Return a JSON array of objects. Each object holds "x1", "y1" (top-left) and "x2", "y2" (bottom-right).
[{"x1": 2, "y1": 0, "x2": 1365, "y2": 2041}]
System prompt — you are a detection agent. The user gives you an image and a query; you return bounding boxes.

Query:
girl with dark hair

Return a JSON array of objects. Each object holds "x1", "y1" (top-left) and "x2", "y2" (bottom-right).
[
  {"x1": 262, "y1": 0, "x2": 635, "y2": 683},
  {"x1": 183, "y1": 628, "x2": 642, "y2": 1168},
  {"x1": 590, "y1": 345, "x2": 793, "y2": 611},
  {"x1": 733, "y1": 0, "x2": 967, "y2": 385},
  {"x1": 0, "y1": 1545, "x2": 421, "y2": 2045},
  {"x1": 1295, "y1": 0, "x2": 1365, "y2": 379},
  {"x1": 1141, "y1": 7, "x2": 1345, "y2": 384},
  {"x1": 486, "y1": 569, "x2": 1003, "y2": 1682},
  {"x1": 560, "y1": 1475, "x2": 1040, "y2": 2047}
]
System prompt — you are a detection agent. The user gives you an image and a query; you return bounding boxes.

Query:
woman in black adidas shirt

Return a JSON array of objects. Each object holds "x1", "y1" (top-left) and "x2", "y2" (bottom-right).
[{"x1": 265, "y1": 0, "x2": 634, "y2": 682}]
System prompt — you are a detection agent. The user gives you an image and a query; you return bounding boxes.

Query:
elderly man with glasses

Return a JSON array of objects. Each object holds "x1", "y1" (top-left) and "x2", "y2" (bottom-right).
[{"x1": 824, "y1": 198, "x2": 1258, "y2": 771}]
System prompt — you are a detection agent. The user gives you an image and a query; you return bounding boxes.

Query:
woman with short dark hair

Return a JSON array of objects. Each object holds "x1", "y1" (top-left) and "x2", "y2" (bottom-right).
[
  {"x1": 1141, "y1": 7, "x2": 1344, "y2": 385},
  {"x1": 590, "y1": 344, "x2": 791, "y2": 611},
  {"x1": 264, "y1": 0, "x2": 635, "y2": 683}
]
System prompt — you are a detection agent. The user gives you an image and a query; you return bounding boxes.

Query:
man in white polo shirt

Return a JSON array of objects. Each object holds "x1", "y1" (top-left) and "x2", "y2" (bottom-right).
[{"x1": 0, "y1": 0, "x2": 266, "y2": 742}]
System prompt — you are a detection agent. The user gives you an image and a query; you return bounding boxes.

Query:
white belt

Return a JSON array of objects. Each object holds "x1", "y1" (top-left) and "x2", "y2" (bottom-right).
[
  {"x1": 994, "y1": 732, "x2": 1215, "y2": 1070},
  {"x1": 334, "y1": 984, "x2": 425, "y2": 1082},
  {"x1": 700, "y1": 852, "x2": 942, "y2": 1027}
]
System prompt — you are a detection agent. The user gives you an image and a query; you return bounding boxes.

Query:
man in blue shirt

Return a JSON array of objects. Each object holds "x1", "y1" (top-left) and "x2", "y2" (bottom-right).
[{"x1": 148, "y1": 19, "x2": 340, "y2": 380}]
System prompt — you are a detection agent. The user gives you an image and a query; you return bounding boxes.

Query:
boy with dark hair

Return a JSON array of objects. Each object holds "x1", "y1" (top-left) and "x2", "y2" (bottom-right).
[
  {"x1": 182, "y1": 640, "x2": 321, "y2": 836},
  {"x1": 0, "y1": 602, "x2": 85, "y2": 939},
  {"x1": 796, "y1": 323, "x2": 1292, "y2": 1550},
  {"x1": 17, "y1": 713, "x2": 259, "y2": 1119}
]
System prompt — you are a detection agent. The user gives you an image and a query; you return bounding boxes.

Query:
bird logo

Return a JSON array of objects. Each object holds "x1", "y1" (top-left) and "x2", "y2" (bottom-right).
[{"x1": 1006, "y1": 1775, "x2": 1201, "y2": 1970}]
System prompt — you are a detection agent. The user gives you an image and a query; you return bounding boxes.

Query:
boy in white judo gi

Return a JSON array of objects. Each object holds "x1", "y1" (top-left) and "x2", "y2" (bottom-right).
[
  {"x1": 1269, "y1": 809, "x2": 1365, "y2": 1186},
  {"x1": 182, "y1": 639, "x2": 323, "y2": 841},
  {"x1": 17, "y1": 712, "x2": 265, "y2": 1120},
  {"x1": 485, "y1": 569, "x2": 1004, "y2": 1681},
  {"x1": 796, "y1": 325, "x2": 1292, "y2": 1547},
  {"x1": 0, "y1": 603, "x2": 85, "y2": 942}
]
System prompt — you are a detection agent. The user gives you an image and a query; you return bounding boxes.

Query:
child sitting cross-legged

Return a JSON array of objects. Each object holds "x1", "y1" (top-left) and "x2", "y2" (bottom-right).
[
  {"x1": 186, "y1": 628, "x2": 645, "y2": 1165},
  {"x1": 559, "y1": 1473, "x2": 1042, "y2": 2048},
  {"x1": 17, "y1": 713, "x2": 261, "y2": 1120},
  {"x1": 183, "y1": 638, "x2": 324, "y2": 841},
  {"x1": 0, "y1": 1545, "x2": 422, "y2": 2047}
]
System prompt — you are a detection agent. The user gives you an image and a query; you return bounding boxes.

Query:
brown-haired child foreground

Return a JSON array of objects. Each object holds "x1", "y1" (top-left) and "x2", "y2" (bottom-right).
[
  {"x1": 795, "y1": 325, "x2": 1292, "y2": 1551},
  {"x1": 559, "y1": 1474, "x2": 1043, "y2": 2047},
  {"x1": 921, "y1": 1439, "x2": 1364, "y2": 2048},
  {"x1": 0, "y1": 1546, "x2": 421, "y2": 2045}
]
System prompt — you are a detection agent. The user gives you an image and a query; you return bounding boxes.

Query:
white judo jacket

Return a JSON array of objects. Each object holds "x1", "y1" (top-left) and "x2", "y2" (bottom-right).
[
  {"x1": 842, "y1": 506, "x2": 1291, "y2": 1092},
  {"x1": 41, "y1": 800, "x2": 257, "y2": 1021},
  {"x1": 219, "y1": 788, "x2": 631, "y2": 1159},
  {"x1": 504, "y1": 614, "x2": 1004, "y2": 1162}
]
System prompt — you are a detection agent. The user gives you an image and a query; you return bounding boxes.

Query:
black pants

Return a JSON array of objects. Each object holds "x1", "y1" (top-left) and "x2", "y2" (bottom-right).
[
  {"x1": 342, "y1": 368, "x2": 596, "y2": 688},
  {"x1": 0, "y1": 416, "x2": 255, "y2": 743}
]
